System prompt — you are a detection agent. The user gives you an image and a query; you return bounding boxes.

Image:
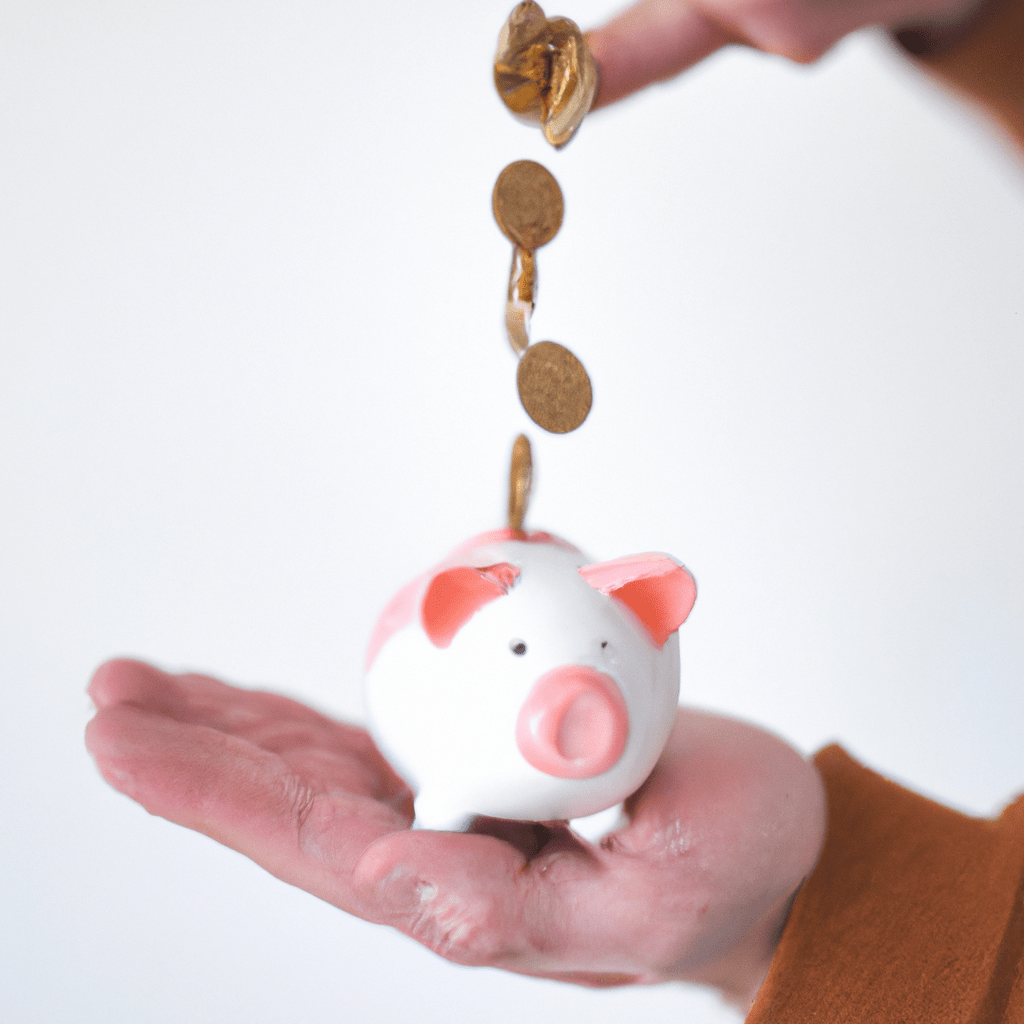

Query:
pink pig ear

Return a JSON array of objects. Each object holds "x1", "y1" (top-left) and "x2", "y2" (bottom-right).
[
  {"x1": 579, "y1": 554, "x2": 696, "y2": 648},
  {"x1": 421, "y1": 562, "x2": 520, "y2": 649}
]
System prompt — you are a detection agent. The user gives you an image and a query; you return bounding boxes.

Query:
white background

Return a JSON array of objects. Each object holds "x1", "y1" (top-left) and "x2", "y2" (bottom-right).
[{"x1": 2, "y1": 2, "x2": 1022, "y2": 1022}]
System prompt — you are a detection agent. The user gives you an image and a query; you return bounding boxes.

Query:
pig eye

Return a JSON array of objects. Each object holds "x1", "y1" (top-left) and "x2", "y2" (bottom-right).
[
  {"x1": 510, "y1": 640, "x2": 527, "y2": 656},
  {"x1": 601, "y1": 641, "x2": 608, "y2": 649}
]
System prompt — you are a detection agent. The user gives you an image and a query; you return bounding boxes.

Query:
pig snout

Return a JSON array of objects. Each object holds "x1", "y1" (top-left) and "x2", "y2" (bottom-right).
[{"x1": 515, "y1": 666, "x2": 628, "y2": 780}]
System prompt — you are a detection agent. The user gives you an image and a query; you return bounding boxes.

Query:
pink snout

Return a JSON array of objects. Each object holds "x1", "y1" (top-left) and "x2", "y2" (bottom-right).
[{"x1": 515, "y1": 666, "x2": 629, "y2": 780}]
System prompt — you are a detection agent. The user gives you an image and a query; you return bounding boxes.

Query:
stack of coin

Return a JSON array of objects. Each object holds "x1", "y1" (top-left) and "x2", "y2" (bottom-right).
[{"x1": 493, "y1": 3, "x2": 597, "y2": 528}]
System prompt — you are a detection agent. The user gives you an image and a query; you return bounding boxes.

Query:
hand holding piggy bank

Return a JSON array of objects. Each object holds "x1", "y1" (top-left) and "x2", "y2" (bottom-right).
[{"x1": 365, "y1": 529, "x2": 697, "y2": 829}]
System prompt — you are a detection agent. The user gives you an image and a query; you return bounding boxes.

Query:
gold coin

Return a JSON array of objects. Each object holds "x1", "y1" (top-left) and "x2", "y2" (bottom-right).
[
  {"x1": 494, "y1": 1, "x2": 598, "y2": 149},
  {"x1": 506, "y1": 304, "x2": 530, "y2": 356},
  {"x1": 505, "y1": 246, "x2": 534, "y2": 355},
  {"x1": 516, "y1": 341, "x2": 592, "y2": 434},
  {"x1": 508, "y1": 433, "x2": 532, "y2": 531},
  {"x1": 493, "y1": 160, "x2": 563, "y2": 250}
]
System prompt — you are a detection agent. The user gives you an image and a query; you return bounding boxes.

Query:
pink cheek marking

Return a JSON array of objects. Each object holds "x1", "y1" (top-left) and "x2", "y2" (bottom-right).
[
  {"x1": 420, "y1": 566, "x2": 508, "y2": 649},
  {"x1": 515, "y1": 667, "x2": 629, "y2": 780}
]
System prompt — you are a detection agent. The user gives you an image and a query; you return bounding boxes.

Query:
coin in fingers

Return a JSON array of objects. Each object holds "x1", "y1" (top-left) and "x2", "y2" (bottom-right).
[{"x1": 494, "y1": 1, "x2": 598, "y2": 148}]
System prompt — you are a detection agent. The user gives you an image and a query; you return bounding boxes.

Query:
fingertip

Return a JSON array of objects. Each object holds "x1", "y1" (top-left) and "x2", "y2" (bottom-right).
[
  {"x1": 351, "y1": 831, "x2": 449, "y2": 930},
  {"x1": 352, "y1": 832, "x2": 407, "y2": 891},
  {"x1": 88, "y1": 657, "x2": 163, "y2": 708},
  {"x1": 352, "y1": 828, "x2": 457, "y2": 890},
  {"x1": 354, "y1": 829, "x2": 526, "y2": 897},
  {"x1": 83, "y1": 704, "x2": 109, "y2": 759},
  {"x1": 86, "y1": 659, "x2": 124, "y2": 707},
  {"x1": 355, "y1": 831, "x2": 524, "y2": 966},
  {"x1": 583, "y1": 27, "x2": 626, "y2": 110},
  {"x1": 83, "y1": 700, "x2": 149, "y2": 756},
  {"x1": 585, "y1": 1, "x2": 736, "y2": 109},
  {"x1": 87, "y1": 658, "x2": 189, "y2": 721},
  {"x1": 83, "y1": 703, "x2": 153, "y2": 798}
]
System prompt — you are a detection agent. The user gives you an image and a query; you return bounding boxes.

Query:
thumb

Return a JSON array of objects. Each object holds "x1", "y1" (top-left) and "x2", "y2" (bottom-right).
[{"x1": 586, "y1": 0, "x2": 739, "y2": 108}]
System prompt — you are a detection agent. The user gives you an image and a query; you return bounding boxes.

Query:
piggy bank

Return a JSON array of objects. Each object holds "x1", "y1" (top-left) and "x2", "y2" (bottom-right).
[{"x1": 364, "y1": 529, "x2": 697, "y2": 830}]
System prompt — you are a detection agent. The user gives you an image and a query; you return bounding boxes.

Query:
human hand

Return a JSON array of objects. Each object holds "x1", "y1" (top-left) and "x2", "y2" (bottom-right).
[
  {"x1": 86, "y1": 659, "x2": 824, "y2": 1011},
  {"x1": 585, "y1": 0, "x2": 990, "y2": 108}
]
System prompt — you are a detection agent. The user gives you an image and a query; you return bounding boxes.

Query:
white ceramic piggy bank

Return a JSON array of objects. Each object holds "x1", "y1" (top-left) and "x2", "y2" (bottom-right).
[{"x1": 364, "y1": 529, "x2": 697, "y2": 829}]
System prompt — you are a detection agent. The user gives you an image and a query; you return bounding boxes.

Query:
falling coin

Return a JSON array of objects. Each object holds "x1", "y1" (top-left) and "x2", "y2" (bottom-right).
[
  {"x1": 493, "y1": 160, "x2": 563, "y2": 250},
  {"x1": 517, "y1": 340, "x2": 592, "y2": 433},
  {"x1": 508, "y1": 433, "x2": 532, "y2": 531},
  {"x1": 505, "y1": 245, "x2": 535, "y2": 355},
  {"x1": 494, "y1": 1, "x2": 598, "y2": 148}
]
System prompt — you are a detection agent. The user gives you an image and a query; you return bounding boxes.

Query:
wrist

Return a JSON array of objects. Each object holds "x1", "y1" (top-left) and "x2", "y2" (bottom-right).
[
  {"x1": 890, "y1": 0, "x2": 993, "y2": 55},
  {"x1": 683, "y1": 885, "x2": 805, "y2": 1012}
]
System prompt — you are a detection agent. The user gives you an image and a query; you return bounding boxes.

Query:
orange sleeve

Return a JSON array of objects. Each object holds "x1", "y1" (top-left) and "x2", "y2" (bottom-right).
[
  {"x1": 897, "y1": 0, "x2": 1024, "y2": 150},
  {"x1": 746, "y1": 745, "x2": 1024, "y2": 1023}
]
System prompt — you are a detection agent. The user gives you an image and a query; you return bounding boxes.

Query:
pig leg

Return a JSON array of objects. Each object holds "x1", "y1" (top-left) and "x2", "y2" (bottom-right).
[
  {"x1": 413, "y1": 791, "x2": 474, "y2": 832},
  {"x1": 570, "y1": 802, "x2": 627, "y2": 842}
]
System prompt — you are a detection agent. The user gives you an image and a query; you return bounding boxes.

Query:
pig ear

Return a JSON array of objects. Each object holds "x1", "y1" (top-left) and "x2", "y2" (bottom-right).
[
  {"x1": 421, "y1": 563, "x2": 520, "y2": 649},
  {"x1": 579, "y1": 554, "x2": 696, "y2": 649}
]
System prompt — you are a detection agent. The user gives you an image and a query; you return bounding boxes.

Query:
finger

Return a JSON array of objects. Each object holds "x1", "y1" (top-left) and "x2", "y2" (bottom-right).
[
  {"x1": 353, "y1": 827, "x2": 550, "y2": 967},
  {"x1": 91, "y1": 658, "x2": 345, "y2": 740},
  {"x1": 85, "y1": 701, "x2": 410, "y2": 916},
  {"x1": 586, "y1": 0, "x2": 738, "y2": 109},
  {"x1": 354, "y1": 825, "x2": 666, "y2": 978},
  {"x1": 88, "y1": 660, "x2": 413, "y2": 807}
]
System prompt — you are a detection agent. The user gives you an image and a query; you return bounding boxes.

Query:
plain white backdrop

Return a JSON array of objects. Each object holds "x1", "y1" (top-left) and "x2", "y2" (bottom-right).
[{"x1": 2, "y1": 2, "x2": 1023, "y2": 1021}]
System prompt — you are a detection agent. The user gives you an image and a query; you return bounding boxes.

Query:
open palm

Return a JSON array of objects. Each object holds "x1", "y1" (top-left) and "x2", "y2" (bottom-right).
[{"x1": 86, "y1": 659, "x2": 823, "y2": 1008}]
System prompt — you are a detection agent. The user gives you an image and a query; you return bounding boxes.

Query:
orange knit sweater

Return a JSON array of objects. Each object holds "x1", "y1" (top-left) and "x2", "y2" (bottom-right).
[
  {"x1": 746, "y1": 9, "x2": 1024, "y2": 1020},
  {"x1": 748, "y1": 747, "x2": 1024, "y2": 1022},
  {"x1": 903, "y1": 0, "x2": 1024, "y2": 150}
]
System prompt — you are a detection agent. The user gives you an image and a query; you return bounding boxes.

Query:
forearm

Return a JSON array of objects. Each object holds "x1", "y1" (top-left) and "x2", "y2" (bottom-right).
[{"x1": 894, "y1": 0, "x2": 1024, "y2": 151}]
